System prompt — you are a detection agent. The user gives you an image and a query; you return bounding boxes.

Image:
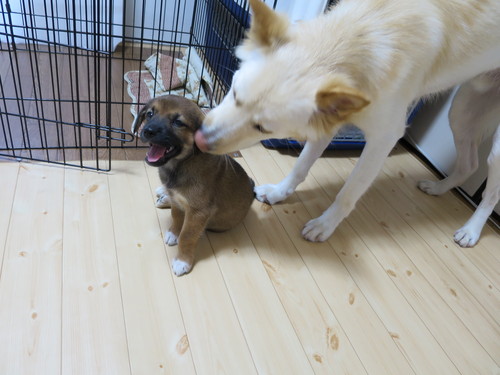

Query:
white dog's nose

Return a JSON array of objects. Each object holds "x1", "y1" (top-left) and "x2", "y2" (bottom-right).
[{"x1": 194, "y1": 128, "x2": 210, "y2": 152}]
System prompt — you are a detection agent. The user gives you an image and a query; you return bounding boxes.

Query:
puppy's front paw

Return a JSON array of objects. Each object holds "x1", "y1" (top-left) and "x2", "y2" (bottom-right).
[
  {"x1": 164, "y1": 231, "x2": 178, "y2": 246},
  {"x1": 418, "y1": 180, "x2": 444, "y2": 196},
  {"x1": 302, "y1": 216, "x2": 335, "y2": 242},
  {"x1": 454, "y1": 226, "x2": 480, "y2": 248},
  {"x1": 155, "y1": 185, "x2": 167, "y2": 196},
  {"x1": 254, "y1": 183, "x2": 293, "y2": 205},
  {"x1": 155, "y1": 185, "x2": 171, "y2": 208},
  {"x1": 172, "y1": 258, "x2": 193, "y2": 276},
  {"x1": 156, "y1": 194, "x2": 171, "y2": 208}
]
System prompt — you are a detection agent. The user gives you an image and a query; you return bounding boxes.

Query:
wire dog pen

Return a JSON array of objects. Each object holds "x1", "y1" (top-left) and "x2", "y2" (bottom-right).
[{"x1": 0, "y1": 0, "x2": 257, "y2": 171}]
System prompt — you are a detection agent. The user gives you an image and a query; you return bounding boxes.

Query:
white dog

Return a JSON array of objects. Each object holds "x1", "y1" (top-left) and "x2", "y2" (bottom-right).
[{"x1": 195, "y1": 0, "x2": 500, "y2": 247}]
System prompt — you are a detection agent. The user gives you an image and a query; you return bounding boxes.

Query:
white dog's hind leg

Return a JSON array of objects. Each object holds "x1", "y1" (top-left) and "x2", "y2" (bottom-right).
[
  {"x1": 454, "y1": 124, "x2": 500, "y2": 247},
  {"x1": 255, "y1": 137, "x2": 333, "y2": 204},
  {"x1": 419, "y1": 72, "x2": 500, "y2": 196},
  {"x1": 419, "y1": 84, "x2": 484, "y2": 196},
  {"x1": 302, "y1": 121, "x2": 405, "y2": 242}
]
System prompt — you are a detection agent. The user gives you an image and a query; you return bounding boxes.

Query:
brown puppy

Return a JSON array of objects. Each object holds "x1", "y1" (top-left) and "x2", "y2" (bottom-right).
[{"x1": 132, "y1": 95, "x2": 255, "y2": 276}]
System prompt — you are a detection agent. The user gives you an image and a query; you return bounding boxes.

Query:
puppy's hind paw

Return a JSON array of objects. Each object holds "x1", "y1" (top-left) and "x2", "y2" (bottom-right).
[
  {"x1": 172, "y1": 258, "x2": 193, "y2": 276},
  {"x1": 164, "y1": 231, "x2": 178, "y2": 246},
  {"x1": 254, "y1": 183, "x2": 293, "y2": 205},
  {"x1": 454, "y1": 226, "x2": 480, "y2": 248}
]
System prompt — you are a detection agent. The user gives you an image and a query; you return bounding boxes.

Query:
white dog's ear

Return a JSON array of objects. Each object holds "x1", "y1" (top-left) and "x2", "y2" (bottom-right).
[
  {"x1": 245, "y1": 0, "x2": 289, "y2": 50},
  {"x1": 316, "y1": 79, "x2": 370, "y2": 120}
]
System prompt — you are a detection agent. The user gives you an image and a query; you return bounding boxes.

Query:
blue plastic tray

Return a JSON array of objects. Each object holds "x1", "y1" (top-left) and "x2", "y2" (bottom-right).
[{"x1": 261, "y1": 101, "x2": 422, "y2": 150}]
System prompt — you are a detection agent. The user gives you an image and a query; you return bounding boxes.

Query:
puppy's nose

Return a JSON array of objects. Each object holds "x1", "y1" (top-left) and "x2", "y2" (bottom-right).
[
  {"x1": 142, "y1": 123, "x2": 162, "y2": 140},
  {"x1": 194, "y1": 128, "x2": 210, "y2": 152},
  {"x1": 143, "y1": 128, "x2": 154, "y2": 139}
]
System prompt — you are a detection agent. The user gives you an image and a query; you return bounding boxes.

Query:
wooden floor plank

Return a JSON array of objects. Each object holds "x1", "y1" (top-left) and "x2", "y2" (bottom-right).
[
  {"x1": 241, "y1": 145, "x2": 415, "y2": 375},
  {"x1": 0, "y1": 162, "x2": 64, "y2": 375},
  {"x1": 0, "y1": 162, "x2": 19, "y2": 270},
  {"x1": 264, "y1": 146, "x2": 462, "y2": 375},
  {"x1": 310, "y1": 150, "x2": 497, "y2": 374},
  {"x1": 0, "y1": 147, "x2": 497, "y2": 375},
  {"x1": 207, "y1": 225, "x2": 320, "y2": 375},
  {"x1": 145, "y1": 165, "x2": 260, "y2": 375},
  {"x1": 108, "y1": 161, "x2": 197, "y2": 375},
  {"x1": 380, "y1": 148, "x2": 500, "y2": 309},
  {"x1": 308, "y1": 152, "x2": 496, "y2": 373},
  {"x1": 351, "y1": 149, "x2": 500, "y2": 348},
  {"x1": 62, "y1": 168, "x2": 130, "y2": 375},
  {"x1": 235, "y1": 158, "x2": 365, "y2": 375},
  {"x1": 387, "y1": 149, "x2": 500, "y2": 280}
]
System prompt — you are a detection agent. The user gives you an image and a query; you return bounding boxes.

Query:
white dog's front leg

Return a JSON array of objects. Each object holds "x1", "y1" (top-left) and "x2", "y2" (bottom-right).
[
  {"x1": 255, "y1": 138, "x2": 332, "y2": 204},
  {"x1": 302, "y1": 127, "x2": 404, "y2": 242}
]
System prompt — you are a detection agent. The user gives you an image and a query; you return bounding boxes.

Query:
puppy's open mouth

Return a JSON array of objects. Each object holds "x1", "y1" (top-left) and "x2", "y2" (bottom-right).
[{"x1": 145, "y1": 143, "x2": 179, "y2": 166}]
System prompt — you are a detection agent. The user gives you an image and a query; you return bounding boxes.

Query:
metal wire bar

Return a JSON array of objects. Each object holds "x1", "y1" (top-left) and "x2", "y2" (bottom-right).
[{"x1": 0, "y1": 0, "x2": 254, "y2": 171}]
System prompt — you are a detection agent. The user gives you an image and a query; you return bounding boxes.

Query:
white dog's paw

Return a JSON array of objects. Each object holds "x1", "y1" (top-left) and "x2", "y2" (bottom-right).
[
  {"x1": 418, "y1": 179, "x2": 445, "y2": 196},
  {"x1": 164, "y1": 231, "x2": 178, "y2": 246},
  {"x1": 453, "y1": 226, "x2": 480, "y2": 248},
  {"x1": 172, "y1": 258, "x2": 193, "y2": 276},
  {"x1": 302, "y1": 216, "x2": 335, "y2": 242},
  {"x1": 254, "y1": 183, "x2": 294, "y2": 205}
]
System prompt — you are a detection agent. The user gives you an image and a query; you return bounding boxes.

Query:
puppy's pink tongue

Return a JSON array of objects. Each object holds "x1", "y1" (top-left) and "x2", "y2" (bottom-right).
[
  {"x1": 194, "y1": 130, "x2": 209, "y2": 152},
  {"x1": 147, "y1": 144, "x2": 166, "y2": 162}
]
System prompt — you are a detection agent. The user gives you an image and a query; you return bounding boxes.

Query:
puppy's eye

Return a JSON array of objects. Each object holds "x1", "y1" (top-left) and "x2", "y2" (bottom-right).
[
  {"x1": 146, "y1": 110, "x2": 154, "y2": 118},
  {"x1": 173, "y1": 118, "x2": 185, "y2": 127}
]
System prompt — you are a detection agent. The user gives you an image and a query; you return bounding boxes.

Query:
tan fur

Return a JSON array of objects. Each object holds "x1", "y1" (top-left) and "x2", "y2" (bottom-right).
[
  {"x1": 244, "y1": 0, "x2": 289, "y2": 51},
  {"x1": 316, "y1": 78, "x2": 370, "y2": 120},
  {"x1": 134, "y1": 96, "x2": 255, "y2": 275}
]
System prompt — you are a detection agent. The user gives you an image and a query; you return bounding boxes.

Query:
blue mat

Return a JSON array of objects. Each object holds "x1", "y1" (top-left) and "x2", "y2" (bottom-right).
[{"x1": 261, "y1": 101, "x2": 422, "y2": 150}]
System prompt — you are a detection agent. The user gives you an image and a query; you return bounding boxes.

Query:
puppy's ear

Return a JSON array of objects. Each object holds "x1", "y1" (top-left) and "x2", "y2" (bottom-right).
[
  {"x1": 245, "y1": 0, "x2": 289, "y2": 50},
  {"x1": 316, "y1": 79, "x2": 370, "y2": 120},
  {"x1": 132, "y1": 105, "x2": 148, "y2": 134}
]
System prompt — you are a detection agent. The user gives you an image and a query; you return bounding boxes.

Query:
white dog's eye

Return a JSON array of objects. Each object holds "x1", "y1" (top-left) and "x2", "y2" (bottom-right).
[
  {"x1": 253, "y1": 124, "x2": 272, "y2": 134},
  {"x1": 253, "y1": 124, "x2": 266, "y2": 133}
]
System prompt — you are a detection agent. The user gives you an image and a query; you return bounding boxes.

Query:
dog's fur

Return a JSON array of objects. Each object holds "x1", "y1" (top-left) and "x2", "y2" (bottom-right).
[
  {"x1": 132, "y1": 96, "x2": 255, "y2": 276},
  {"x1": 419, "y1": 71, "x2": 500, "y2": 246},
  {"x1": 195, "y1": 0, "x2": 500, "y2": 247}
]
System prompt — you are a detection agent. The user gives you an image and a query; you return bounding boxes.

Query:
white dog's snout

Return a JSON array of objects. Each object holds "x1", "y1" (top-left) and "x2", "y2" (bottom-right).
[{"x1": 194, "y1": 126, "x2": 211, "y2": 152}]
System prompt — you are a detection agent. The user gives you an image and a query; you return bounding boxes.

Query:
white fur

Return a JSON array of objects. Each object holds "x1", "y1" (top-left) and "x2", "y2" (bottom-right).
[
  {"x1": 419, "y1": 72, "x2": 500, "y2": 247},
  {"x1": 172, "y1": 258, "x2": 192, "y2": 277},
  {"x1": 155, "y1": 184, "x2": 167, "y2": 197},
  {"x1": 155, "y1": 185, "x2": 171, "y2": 208},
  {"x1": 164, "y1": 230, "x2": 178, "y2": 246},
  {"x1": 199, "y1": 0, "x2": 500, "y2": 246}
]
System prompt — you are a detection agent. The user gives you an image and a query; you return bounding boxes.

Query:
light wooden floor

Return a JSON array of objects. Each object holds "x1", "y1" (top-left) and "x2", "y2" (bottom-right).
[{"x1": 0, "y1": 143, "x2": 498, "y2": 375}]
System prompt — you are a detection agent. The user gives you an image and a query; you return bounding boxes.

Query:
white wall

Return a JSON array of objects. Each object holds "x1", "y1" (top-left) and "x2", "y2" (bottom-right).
[
  {"x1": 1, "y1": 0, "x2": 325, "y2": 50},
  {"x1": 1, "y1": 0, "x2": 123, "y2": 51},
  {"x1": 273, "y1": 0, "x2": 328, "y2": 22},
  {"x1": 123, "y1": 0, "x2": 196, "y2": 46}
]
